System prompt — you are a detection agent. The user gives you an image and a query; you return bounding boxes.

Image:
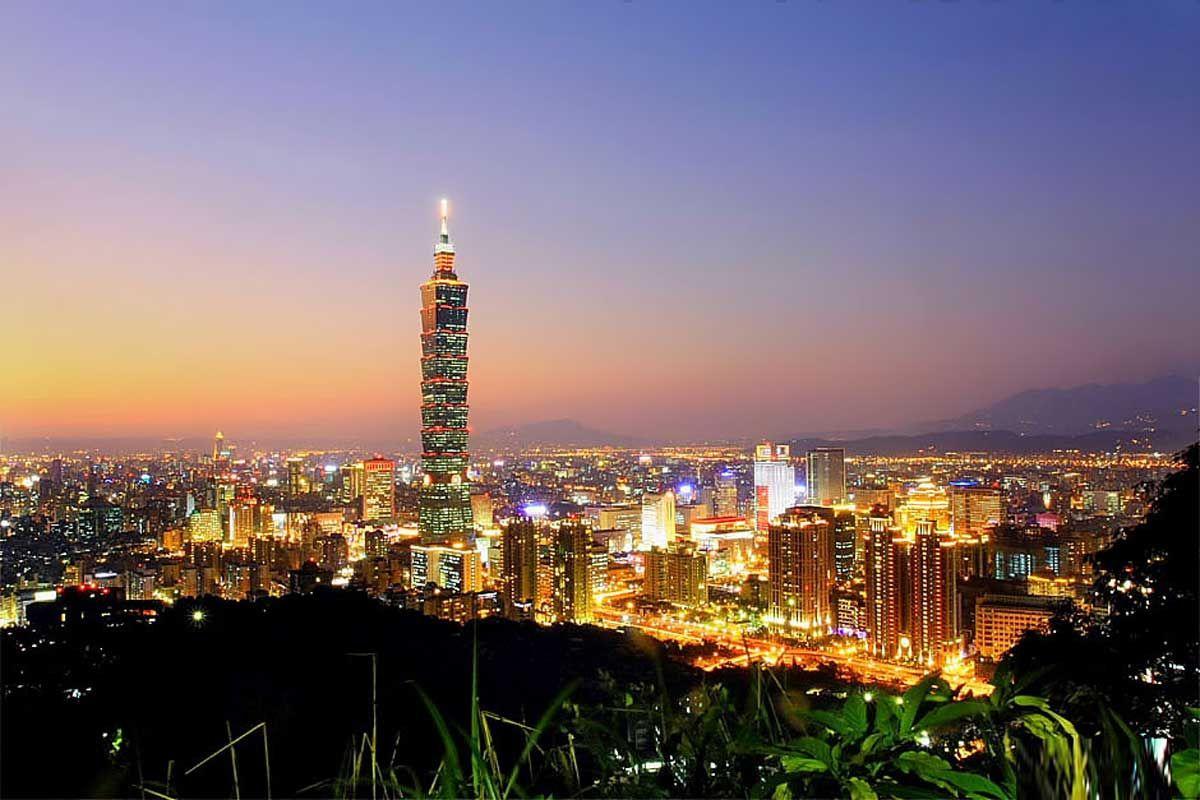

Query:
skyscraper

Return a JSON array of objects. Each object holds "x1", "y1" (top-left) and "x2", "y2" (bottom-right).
[
  {"x1": 950, "y1": 485, "x2": 1003, "y2": 539},
  {"x1": 286, "y1": 457, "x2": 307, "y2": 497},
  {"x1": 713, "y1": 470, "x2": 739, "y2": 517},
  {"x1": 767, "y1": 509, "x2": 834, "y2": 633},
  {"x1": 501, "y1": 519, "x2": 538, "y2": 617},
  {"x1": 640, "y1": 491, "x2": 676, "y2": 550},
  {"x1": 644, "y1": 545, "x2": 708, "y2": 607},
  {"x1": 339, "y1": 461, "x2": 365, "y2": 505},
  {"x1": 362, "y1": 457, "x2": 396, "y2": 522},
  {"x1": 411, "y1": 543, "x2": 482, "y2": 593},
  {"x1": 910, "y1": 520, "x2": 961, "y2": 667},
  {"x1": 753, "y1": 442, "x2": 794, "y2": 531},
  {"x1": 551, "y1": 524, "x2": 593, "y2": 623},
  {"x1": 805, "y1": 447, "x2": 846, "y2": 506},
  {"x1": 418, "y1": 199, "x2": 474, "y2": 542},
  {"x1": 863, "y1": 515, "x2": 962, "y2": 667},
  {"x1": 864, "y1": 515, "x2": 904, "y2": 661}
]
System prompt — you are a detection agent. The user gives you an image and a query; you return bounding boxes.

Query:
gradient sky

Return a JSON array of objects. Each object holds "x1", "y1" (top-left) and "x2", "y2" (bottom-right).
[{"x1": 3, "y1": 1, "x2": 1198, "y2": 444}]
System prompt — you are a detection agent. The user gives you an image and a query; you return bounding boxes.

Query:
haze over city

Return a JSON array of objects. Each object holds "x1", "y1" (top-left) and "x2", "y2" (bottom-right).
[{"x1": 4, "y1": 1, "x2": 1198, "y2": 443}]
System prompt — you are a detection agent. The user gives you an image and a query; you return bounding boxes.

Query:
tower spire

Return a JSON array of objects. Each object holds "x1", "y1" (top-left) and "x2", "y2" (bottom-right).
[{"x1": 435, "y1": 197, "x2": 454, "y2": 255}]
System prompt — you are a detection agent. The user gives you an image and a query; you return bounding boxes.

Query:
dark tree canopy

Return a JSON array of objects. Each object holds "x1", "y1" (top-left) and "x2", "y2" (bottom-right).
[{"x1": 1006, "y1": 443, "x2": 1199, "y2": 739}]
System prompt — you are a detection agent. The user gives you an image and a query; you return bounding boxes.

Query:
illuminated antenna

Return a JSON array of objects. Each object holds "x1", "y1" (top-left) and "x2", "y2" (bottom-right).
[{"x1": 435, "y1": 197, "x2": 455, "y2": 255}]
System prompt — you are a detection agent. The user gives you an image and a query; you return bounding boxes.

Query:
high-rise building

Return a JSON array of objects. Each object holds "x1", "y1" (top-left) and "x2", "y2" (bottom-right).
[
  {"x1": 588, "y1": 543, "x2": 609, "y2": 600},
  {"x1": 713, "y1": 470, "x2": 739, "y2": 517},
  {"x1": 974, "y1": 594, "x2": 1064, "y2": 660},
  {"x1": 500, "y1": 519, "x2": 538, "y2": 616},
  {"x1": 339, "y1": 461, "x2": 365, "y2": 505},
  {"x1": 418, "y1": 199, "x2": 474, "y2": 542},
  {"x1": 832, "y1": 509, "x2": 857, "y2": 581},
  {"x1": 286, "y1": 457, "x2": 307, "y2": 497},
  {"x1": 640, "y1": 491, "x2": 676, "y2": 550},
  {"x1": 186, "y1": 508, "x2": 223, "y2": 544},
  {"x1": 863, "y1": 515, "x2": 962, "y2": 667},
  {"x1": 644, "y1": 545, "x2": 707, "y2": 607},
  {"x1": 806, "y1": 448, "x2": 846, "y2": 506},
  {"x1": 910, "y1": 521, "x2": 961, "y2": 667},
  {"x1": 470, "y1": 492, "x2": 495, "y2": 528},
  {"x1": 589, "y1": 504, "x2": 642, "y2": 546},
  {"x1": 767, "y1": 510, "x2": 834, "y2": 633},
  {"x1": 411, "y1": 543, "x2": 482, "y2": 594},
  {"x1": 895, "y1": 482, "x2": 951, "y2": 533},
  {"x1": 551, "y1": 524, "x2": 593, "y2": 623},
  {"x1": 753, "y1": 442, "x2": 794, "y2": 531},
  {"x1": 950, "y1": 485, "x2": 1003, "y2": 539},
  {"x1": 362, "y1": 458, "x2": 396, "y2": 522},
  {"x1": 864, "y1": 516, "x2": 904, "y2": 661}
]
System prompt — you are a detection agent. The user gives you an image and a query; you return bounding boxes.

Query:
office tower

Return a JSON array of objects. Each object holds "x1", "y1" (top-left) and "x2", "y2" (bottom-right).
[
  {"x1": 339, "y1": 461, "x2": 365, "y2": 504},
  {"x1": 640, "y1": 491, "x2": 676, "y2": 550},
  {"x1": 974, "y1": 594, "x2": 1063, "y2": 660},
  {"x1": 364, "y1": 528, "x2": 388, "y2": 560},
  {"x1": 950, "y1": 485, "x2": 1003, "y2": 539},
  {"x1": 212, "y1": 431, "x2": 225, "y2": 464},
  {"x1": 551, "y1": 524, "x2": 593, "y2": 623},
  {"x1": 470, "y1": 492, "x2": 495, "y2": 528},
  {"x1": 186, "y1": 508, "x2": 223, "y2": 544},
  {"x1": 77, "y1": 497, "x2": 124, "y2": 545},
  {"x1": 362, "y1": 458, "x2": 396, "y2": 522},
  {"x1": 864, "y1": 516, "x2": 904, "y2": 661},
  {"x1": 588, "y1": 543, "x2": 609, "y2": 599},
  {"x1": 895, "y1": 482, "x2": 951, "y2": 533},
  {"x1": 501, "y1": 519, "x2": 538, "y2": 616},
  {"x1": 910, "y1": 521, "x2": 961, "y2": 667},
  {"x1": 591, "y1": 504, "x2": 642, "y2": 546},
  {"x1": 713, "y1": 470, "x2": 739, "y2": 517},
  {"x1": 229, "y1": 495, "x2": 262, "y2": 548},
  {"x1": 806, "y1": 448, "x2": 846, "y2": 506},
  {"x1": 286, "y1": 458, "x2": 307, "y2": 497},
  {"x1": 753, "y1": 442, "x2": 795, "y2": 531},
  {"x1": 418, "y1": 199, "x2": 474, "y2": 542},
  {"x1": 644, "y1": 545, "x2": 707, "y2": 606},
  {"x1": 411, "y1": 543, "x2": 482, "y2": 593},
  {"x1": 767, "y1": 510, "x2": 834, "y2": 632},
  {"x1": 49, "y1": 458, "x2": 63, "y2": 488},
  {"x1": 833, "y1": 509, "x2": 856, "y2": 581}
]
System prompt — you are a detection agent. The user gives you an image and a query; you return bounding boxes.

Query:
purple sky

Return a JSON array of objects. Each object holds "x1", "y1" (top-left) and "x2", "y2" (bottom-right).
[{"x1": 2, "y1": 1, "x2": 1198, "y2": 443}]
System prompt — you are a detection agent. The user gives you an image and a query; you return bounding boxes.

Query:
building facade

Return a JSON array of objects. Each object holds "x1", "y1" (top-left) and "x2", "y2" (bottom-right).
[
  {"x1": 640, "y1": 491, "x2": 676, "y2": 550},
  {"x1": 362, "y1": 458, "x2": 396, "y2": 522},
  {"x1": 805, "y1": 447, "x2": 846, "y2": 507},
  {"x1": 767, "y1": 510, "x2": 834, "y2": 633},
  {"x1": 753, "y1": 442, "x2": 794, "y2": 531},
  {"x1": 644, "y1": 545, "x2": 707, "y2": 607}
]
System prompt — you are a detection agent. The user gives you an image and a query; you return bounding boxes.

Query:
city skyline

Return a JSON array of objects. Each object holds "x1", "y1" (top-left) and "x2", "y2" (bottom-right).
[
  {"x1": 4, "y1": 5, "x2": 1199, "y2": 798},
  {"x1": 4, "y1": 2, "x2": 1198, "y2": 443}
]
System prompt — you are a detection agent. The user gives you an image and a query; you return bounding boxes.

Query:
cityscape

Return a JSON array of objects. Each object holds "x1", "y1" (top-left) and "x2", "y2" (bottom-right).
[{"x1": 3, "y1": 3, "x2": 1199, "y2": 799}]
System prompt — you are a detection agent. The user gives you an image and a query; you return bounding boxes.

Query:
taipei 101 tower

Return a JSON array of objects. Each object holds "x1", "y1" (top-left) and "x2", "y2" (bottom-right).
[{"x1": 418, "y1": 199, "x2": 474, "y2": 541}]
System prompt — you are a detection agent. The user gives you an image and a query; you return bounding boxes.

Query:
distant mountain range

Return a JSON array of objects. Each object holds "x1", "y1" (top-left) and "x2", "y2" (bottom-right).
[
  {"x1": 923, "y1": 374, "x2": 1197, "y2": 437},
  {"x1": 786, "y1": 429, "x2": 1190, "y2": 458}
]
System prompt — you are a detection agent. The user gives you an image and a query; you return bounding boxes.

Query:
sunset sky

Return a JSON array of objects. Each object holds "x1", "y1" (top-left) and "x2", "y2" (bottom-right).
[{"x1": 3, "y1": 1, "x2": 1198, "y2": 444}]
